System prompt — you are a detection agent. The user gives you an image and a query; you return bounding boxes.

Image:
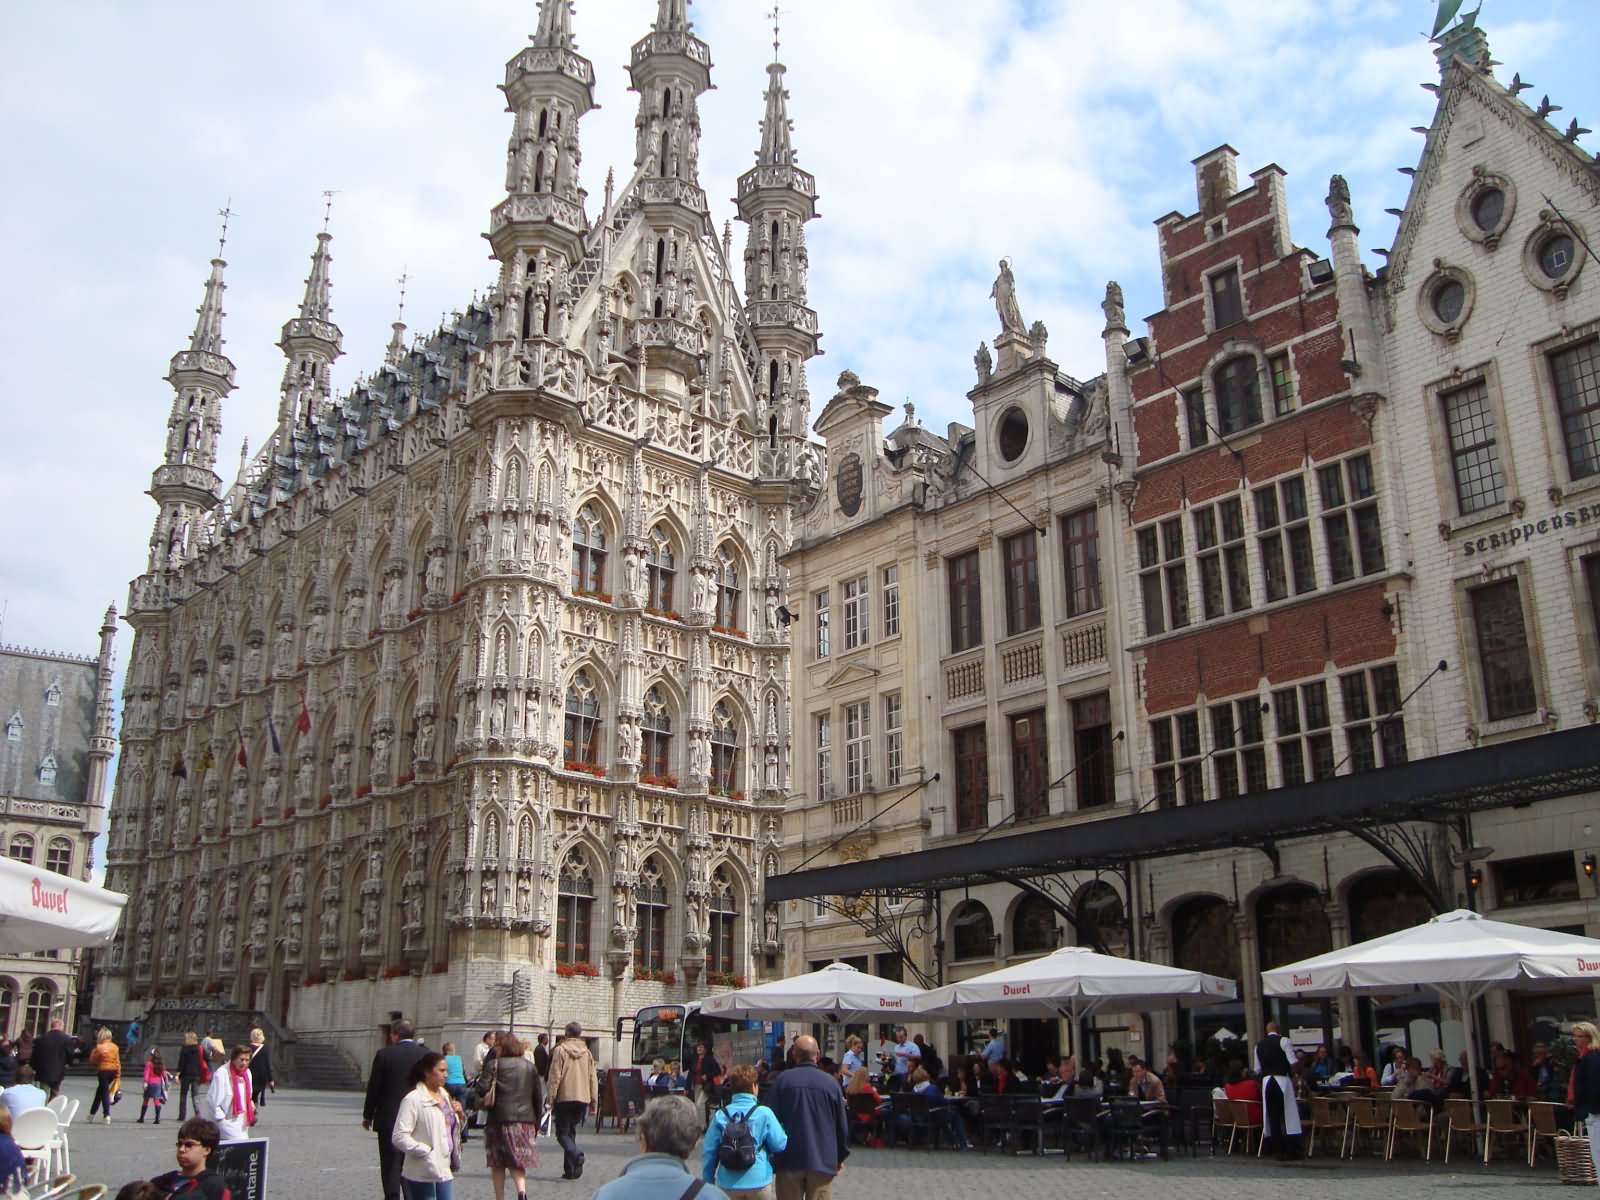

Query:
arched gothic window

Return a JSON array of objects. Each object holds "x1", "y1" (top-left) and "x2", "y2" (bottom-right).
[
  {"x1": 646, "y1": 526, "x2": 676, "y2": 613},
  {"x1": 7, "y1": 835, "x2": 33, "y2": 866},
  {"x1": 564, "y1": 671, "x2": 602, "y2": 767},
  {"x1": 641, "y1": 687, "x2": 673, "y2": 781},
  {"x1": 1076, "y1": 880, "x2": 1128, "y2": 952},
  {"x1": 571, "y1": 505, "x2": 608, "y2": 596},
  {"x1": 45, "y1": 838, "x2": 71, "y2": 876},
  {"x1": 1215, "y1": 356, "x2": 1263, "y2": 436},
  {"x1": 715, "y1": 546, "x2": 742, "y2": 632},
  {"x1": 711, "y1": 702, "x2": 740, "y2": 797},
  {"x1": 556, "y1": 849, "x2": 595, "y2": 966},
  {"x1": 707, "y1": 869, "x2": 737, "y2": 975},
  {"x1": 635, "y1": 857, "x2": 669, "y2": 974},
  {"x1": 22, "y1": 979, "x2": 54, "y2": 1038},
  {"x1": 951, "y1": 900, "x2": 995, "y2": 961},
  {"x1": 0, "y1": 981, "x2": 12, "y2": 1036}
]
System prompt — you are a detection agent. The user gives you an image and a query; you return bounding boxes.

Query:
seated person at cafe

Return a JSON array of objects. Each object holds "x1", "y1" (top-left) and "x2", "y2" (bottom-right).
[
  {"x1": 1446, "y1": 1049, "x2": 1488, "y2": 1097},
  {"x1": 910, "y1": 1067, "x2": 969, "y2": 1150},
  {"x1": 1350, "y1": 1053, "x2": 1379, "y2": 1089},
  {"x1": 1223, "y1": 1064, "x2": 1262, "y2": 1125},
  {"x1": 1043, "y1": 1059, "x2": 1077, "y2": 1101},
  {"x1": 1379, "y1": 1045, "x2": 1407, "y2": 1087},
  {"x1": 1531, "y1": 1042, "x2": 1562, "y2": 1101},
  {"x1": 1308, "y1": 1044, "x2": 1335, "y2": 1083},
  {"x1": 1127, "y1": 1059, "x2": 1166, "y2": 1104},
  {"x1": 1074, "y1": 1069, "x2": 1103, "y2": 1100},
  {"x1": 914, "y1": 1036, "x2": 943, "y2": 1083},
  {"x1": 1488, "y1": 1050, "x2": 1537, "y2": 1100}
]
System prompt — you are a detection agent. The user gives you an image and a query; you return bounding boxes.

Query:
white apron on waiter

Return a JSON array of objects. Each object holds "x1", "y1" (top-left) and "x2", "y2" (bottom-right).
[{"x1": 1252, "y1": 1033, "x2": 1303, "y2": 1138}]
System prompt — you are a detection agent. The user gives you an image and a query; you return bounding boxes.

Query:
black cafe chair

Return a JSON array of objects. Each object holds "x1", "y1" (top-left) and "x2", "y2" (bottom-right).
[
  {"x1": 978, "y1": 1096, "x2": 1013, "y2": 1154},
  {"x1": 887, "y1": 1092, "x2": 936, "y2": 1149}
]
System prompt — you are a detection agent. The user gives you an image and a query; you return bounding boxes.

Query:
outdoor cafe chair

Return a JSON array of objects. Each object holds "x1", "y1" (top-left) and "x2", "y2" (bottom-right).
[
  {"x1": 1386, "y1": 1098, "x2": 1434, "y2": 1161},
  {"x1": 1106, "y1": 1097, "x2": 1163, "y2": 1160},
  {"x1": 846, "y1": 1093, "x2": 880, "y2": 1145},
  {"x1": 48, "y1": 1098, "x2": 77, "y2": 1177},
  {"x1": 1441, "y1": 1097, "x2": 1485, "y2": 1163},
  {"x1": 11, "y1": 1109, "x2": 58, "y2": 1185},
  {"x1": 1008, "y1": 1097, "x2": 1051, "y2": 1156},
  {"x1": 1528, "y1": 1101, "x2": 1564, "y2": 1167},
  {"x1": 1172, "y1": 1087, "x2": 1214, "y2": 1156},
  {"x1": 1303, "y1": 1094, "x2": 1349, "y2": 1159},
  {"x1": 1211, "y1": 1096, "x2": 1239, "y2": 1154},
  {"x1": 25, "y1": 1174, "x2": 73, "y2": 1200},
  {"x1": 1483, "y1": 1098, "x2": 1527, "y2": 1164},
  {"x1": 1344, "y1": 1097, "x2": 1388, "y2": 1158},
  {"x1": 977, "y1": 1096, "x2": 1012, "y2": 1154},
  {"x1": 68, "y1": 1188, "x2": 106, "y2": 1200},
  {"x1": 886, "y1": 1093, "x2": 936, "y2": 1150},
  {"x1": 1056, "y1": 1096, "x2": 1103, "y2": 1161}
]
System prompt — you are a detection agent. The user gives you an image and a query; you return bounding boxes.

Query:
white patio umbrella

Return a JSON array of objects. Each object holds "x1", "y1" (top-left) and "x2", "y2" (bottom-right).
[
  {"x1": 916, "y1": 945, "x2": 1238, "y2": 1052},
  {"x1": 1261, "y1": 908, "x2": 1600, "y2": 1110},
  {"x1": 0, "y1": 855, "x2": 127, "y2": 954},
  {"x1": 698, "y1": 961, "x2": 929, "y2": 1022}
]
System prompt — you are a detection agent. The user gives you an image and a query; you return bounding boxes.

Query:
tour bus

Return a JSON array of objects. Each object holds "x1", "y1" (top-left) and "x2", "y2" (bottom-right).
[{"x1": 617, "y1": 1001, "x2": 774, "y2": 1071}]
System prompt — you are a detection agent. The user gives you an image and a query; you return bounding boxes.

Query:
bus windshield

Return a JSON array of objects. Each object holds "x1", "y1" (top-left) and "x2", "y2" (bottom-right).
[{"x1": 633, "y1": 1006, "x2": 686, "y2": 1065}]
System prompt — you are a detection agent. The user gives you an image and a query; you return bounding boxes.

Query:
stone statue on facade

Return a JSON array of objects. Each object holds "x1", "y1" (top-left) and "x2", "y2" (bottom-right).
[
  {"x1": 1326, "y1": 174, "x2": 1353, "y2": 225},
  {"x1": 1102, "y1": 281, "x2": 1126, "y2": 331},
  {"x1": 991, "y1": 259, "x2": 1026, "y2": 335},
  {"x1": 974, "y1": 341, "x2": 992, "y2": 384}
]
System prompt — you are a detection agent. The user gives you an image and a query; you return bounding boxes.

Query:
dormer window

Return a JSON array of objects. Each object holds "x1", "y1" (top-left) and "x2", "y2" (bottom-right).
[
  {"x1": 1209, "y1": 267, "x2": 1244, "y2": 329},
  {"x1": 44, "y1": 682, "x2": 61, "y2": 708},
  {"x1": 37, "y1": 754, "x2": 57, "y2": 786},
  {"x1": 4, "y1": 713, "x2": 21, "y2": 741}
]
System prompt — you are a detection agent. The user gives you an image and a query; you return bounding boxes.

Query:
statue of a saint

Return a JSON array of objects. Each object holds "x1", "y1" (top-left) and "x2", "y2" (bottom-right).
[
  {"x1": 975, "y1": 341, "x2": 993, "y2": 384},
  {"x1": 1326, "y1": 174, "x2": 1353, "y2": 225},
  {"x1": 990, "y1": 259, "x2": 1026, "y2": 335},
  {"x1": 1101, "y1": 281, "x2": 1126, "y2": 332}
]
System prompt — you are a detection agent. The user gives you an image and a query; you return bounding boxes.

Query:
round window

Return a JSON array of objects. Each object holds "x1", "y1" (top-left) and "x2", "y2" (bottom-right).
[
  {"x1": 1470, "y1": 188, "x2": 1505, "y2": 233},
  {"x1": 1539, "y1": 233, "x2": 1576, "y2": 279},
  {"x1": 997, "y1": 407, "x2": 1029, "y2": 462},
  {"x1": 1432, "y1": 279, "x2": 1466, "y2": 325}
]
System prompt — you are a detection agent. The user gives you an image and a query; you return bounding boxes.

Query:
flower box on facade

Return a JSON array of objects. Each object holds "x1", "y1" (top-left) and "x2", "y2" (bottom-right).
[
  {"x1": 383, "y1": 965, "x2": 408, "y2": 979},
  {"x1": 704, "y1": 971, "x2": 747, "y2": 988},
  {"x1": 431, "y1": 961, "x2": 449, "y2": 974},
  {"x1": 640, "y1": 773, "x2": 679, "y2": 789},
  {"x1": 574, "y1": 589, "x2": 613, "y2": 604},
  {"x1": 450, "y1": 591, "x2": 465, "y2": 605},
  {"x1": 397, "y1": 771, "x2": 415, "y2": 787},
  {"x1": 355, "y1": 784, "x2": 372, "y2": 798},
  {"x1": 556, "y1": 962, "x2": 599, "y2": 978},
  {"x1": 635, "y1": 968, "x2": 677, "y2": 984}
]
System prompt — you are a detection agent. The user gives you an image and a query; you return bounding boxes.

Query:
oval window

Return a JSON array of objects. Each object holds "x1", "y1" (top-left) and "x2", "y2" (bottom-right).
[
  {"x1": 1470, "y1": 188, "x2": 1504, "y2": 233},
  {"x1": 1539, "y1": 234, "x2": 1575, "y2": 279},
  {"x1": 997, "y1": 407, "x2": 1029, "y2": 462},
  {"x1": 1432, "y1": 279, "x2": 1466, "y2": 325}
]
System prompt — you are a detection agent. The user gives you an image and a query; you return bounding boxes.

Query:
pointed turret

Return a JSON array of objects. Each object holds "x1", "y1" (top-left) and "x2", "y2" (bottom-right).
[
  {"x1": 146, "y1": 253, "x2": 236, "y2": 579},
  {"x1": 654, "y1": 0, "x2": 690, "y2": 32},
  {"x1": 274, "y1": 230, "x2": 344, "y2": 483},
  {"x1": 488, "y1": 0, "x2": 596, "y2": 277},
  {"x1": 628, "y1": 0, "x2": 711, "y2": 199},
  {"x1": 83, "y1": 604, "x2": 119, "y2": 864},
  {"x1": 736, "y1": 29, "x2": 821, "y2": 480}
]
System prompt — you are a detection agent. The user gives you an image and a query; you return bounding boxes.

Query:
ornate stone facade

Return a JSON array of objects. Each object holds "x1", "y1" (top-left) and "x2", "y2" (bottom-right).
[{"x1": 98, "y1": 0, "x2": 818, "y2": 1059}]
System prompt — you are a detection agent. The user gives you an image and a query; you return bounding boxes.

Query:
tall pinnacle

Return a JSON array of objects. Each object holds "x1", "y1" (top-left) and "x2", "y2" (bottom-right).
[
  {"x1": 189, "y1": 258, "x2": 228, "y2": 357},
  {"x1": 533, "y1": 0, "x2": 576, "y2": 49},
  {"x1": 757, "y1": 61, "x2": 796, "y2": 168},
  {"x1": 655, "y1": 0, "x2": 691, "y2": 32},
  {"x1": 299, "y1": 231, "x2": 334, "y2": 322}
]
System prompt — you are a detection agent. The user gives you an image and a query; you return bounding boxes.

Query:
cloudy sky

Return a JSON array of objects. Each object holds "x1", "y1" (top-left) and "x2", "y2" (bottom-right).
[{"x1": 2, "y1": 0, "x2": 1596, "y2": 688}]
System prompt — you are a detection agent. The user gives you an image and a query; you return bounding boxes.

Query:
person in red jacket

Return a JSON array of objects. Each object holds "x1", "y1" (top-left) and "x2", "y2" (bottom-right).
[{"x1": 1487, "y1": 1050, "x2": 1537, "y2": 1100}]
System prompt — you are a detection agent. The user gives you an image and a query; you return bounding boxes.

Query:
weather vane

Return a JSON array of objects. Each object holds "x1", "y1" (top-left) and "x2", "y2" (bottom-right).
[
  {"x1": 322, "y1": 189, "x2": 340, "y2": 231},
  {"x1": 396, "y1": 267, "x2": 409, "y2": 323},
  {"x1": 216, "y1": 199, "x2": 235, "y2": 256},
  {"x1": 769, "y1": 3, "x2": 783, "y2": 61}
]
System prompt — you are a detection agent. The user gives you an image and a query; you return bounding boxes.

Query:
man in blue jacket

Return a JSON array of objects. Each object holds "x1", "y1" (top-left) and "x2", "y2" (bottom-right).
[{"x1": 766, "y1": 1035, "x2": 848, "y2": 1200}]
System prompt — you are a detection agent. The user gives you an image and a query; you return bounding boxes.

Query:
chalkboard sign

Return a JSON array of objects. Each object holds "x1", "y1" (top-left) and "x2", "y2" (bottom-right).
[
  {"x1": 604, "y1": 1068, "x2": 645, "y2": 1130},
  {"x1": 214, "y1": 1137, "x2": 268, "y2": 1200}
]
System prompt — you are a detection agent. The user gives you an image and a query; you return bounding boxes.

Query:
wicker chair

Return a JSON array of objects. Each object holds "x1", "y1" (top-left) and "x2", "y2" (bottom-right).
[
  {"x1": 1442, "y1": 1097, "x2": 1485, "y2": 1163},
  {"x1": 1303, "y1": 1094, "x2": 1349, "y2": 1159},
  {"x1": 1345, "y1": 1097, "x2": 1388, "y2": 1158},
  {"x1": 1386, "y1": 1098, "x2": 1434, "y2": 1161},
  {"x1": 1483, "y1": 1099, "x2": 1527, "y2": 1164},
  {"x1": 1226, "y1": 1099, "x2": 1260, "y2": 1155},
  {"x1": 1211, "y1": 1096, "x2": 1238, "y2": 1154},
  {"x1": 1527, "y1": 1101, "x2": 1564, "y2": 1167}
]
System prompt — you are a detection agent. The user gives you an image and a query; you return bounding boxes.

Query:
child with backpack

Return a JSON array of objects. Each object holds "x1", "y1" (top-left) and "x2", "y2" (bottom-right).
[
  {"x1": 138, "y1": 1048, "x2": 172, "y2": 1123},
  {"x1": 700, "y1": 1063, "x2": 787, "y2": 1199}
]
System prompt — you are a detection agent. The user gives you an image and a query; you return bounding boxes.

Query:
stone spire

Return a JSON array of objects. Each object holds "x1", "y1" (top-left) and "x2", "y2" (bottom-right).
[
  {"x1": 84, "y1": 604, "x2": 119, "y2": 859},
  {"x1": 628, "y1": 0, "x2": 711, "y2": 189},
  {"x1": 275, "y1": 229, "x2": 344, "y2": 472},
  {"x1": 533, "y1": 0, "x2": 576, "y2": 48},
  {"x1": 654, "y1": 0, "x2": 691, "y2": 33},
  {"x1": 146, "y1": 241, "x2": 236, "y2": 578},
  {"x1": 736, "y1": 19, "x2": 820, "y2": 479}
]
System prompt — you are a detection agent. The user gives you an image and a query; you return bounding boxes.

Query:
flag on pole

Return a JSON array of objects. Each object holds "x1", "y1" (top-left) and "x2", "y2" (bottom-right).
[
  {"x1": 296, "y1": 694, "x2": 312, "y2": 736},
  {"x1": 236, "y1": 728, "x2": 248, "y2": 770},
  {"x1": 268, "y1": 715, "x2": 282, "y2": 756},
  {"x1": 172, "y1": 751, "x2": 188, "y2": 779}
]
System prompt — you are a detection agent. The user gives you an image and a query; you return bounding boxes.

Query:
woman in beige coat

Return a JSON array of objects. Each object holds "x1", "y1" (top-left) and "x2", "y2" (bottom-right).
[{"x1": 392, "y1": 1051, "x2": 463, "y2": 1200}]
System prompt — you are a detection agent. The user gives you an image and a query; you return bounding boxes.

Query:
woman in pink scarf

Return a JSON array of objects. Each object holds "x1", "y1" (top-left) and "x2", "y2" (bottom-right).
[{"x1": 204, "y1": 1044, "x2": 256, "y2": 1141}]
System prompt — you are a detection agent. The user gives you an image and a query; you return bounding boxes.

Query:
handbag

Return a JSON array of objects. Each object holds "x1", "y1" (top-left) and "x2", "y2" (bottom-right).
[{"x1": 477, "y1": 1060, "x2": 500, "y2": 1110}]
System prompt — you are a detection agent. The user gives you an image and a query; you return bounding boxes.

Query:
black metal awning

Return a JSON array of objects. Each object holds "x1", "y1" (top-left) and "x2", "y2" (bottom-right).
[{"x1": 766, "y1": 725, "x2": 1600, "y2": 902}]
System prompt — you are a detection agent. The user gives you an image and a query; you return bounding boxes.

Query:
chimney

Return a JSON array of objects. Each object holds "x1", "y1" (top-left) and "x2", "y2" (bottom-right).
[{"x1": 1434, "y1": 22, "x2": 1489, "y2": 82}]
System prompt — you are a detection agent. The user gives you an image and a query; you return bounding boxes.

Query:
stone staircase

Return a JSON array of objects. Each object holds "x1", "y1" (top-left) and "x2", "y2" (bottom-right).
[{"x1": 282, "y1": 1039, "x2": 363, "y2": 1090}]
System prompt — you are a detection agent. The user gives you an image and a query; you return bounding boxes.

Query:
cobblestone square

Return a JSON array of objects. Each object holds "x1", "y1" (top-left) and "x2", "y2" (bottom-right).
[{"x1": 53, "y1": 1081, "x2": 1576, "y2": 1199}]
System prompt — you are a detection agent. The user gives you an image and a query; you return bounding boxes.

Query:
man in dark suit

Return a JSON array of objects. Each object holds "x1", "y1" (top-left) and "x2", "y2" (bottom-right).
[
  {"x1": 29, "y1": 1020, "x2": 75, "y2": 1100},
  {"x1": 362, "y1": 1019, "x2": 428, "y2": 1200}
]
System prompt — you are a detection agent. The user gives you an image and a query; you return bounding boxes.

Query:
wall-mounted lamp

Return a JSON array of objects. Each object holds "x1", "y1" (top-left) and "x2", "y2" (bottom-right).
[
  {"x1": 1122, "y1": 337, "x2": 1151, "y2": 365},
  {"x1": 1583, "y1": 853, "x2": 1596, "y2": 880},
  {"x1": 1307, "y1": 258, "x2": 1335, "y2": 287},
  {"x1": 1466, "y1": 864, "x2": 1483, "y2": 893}
]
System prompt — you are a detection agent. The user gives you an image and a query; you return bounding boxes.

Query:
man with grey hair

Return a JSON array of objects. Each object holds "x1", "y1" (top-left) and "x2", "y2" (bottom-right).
[
  {"x1": 593, "y1": 1094, "x2": 731, "y2": 1200},
  {"x1": 767, "y1": 1035, "x2": 848, "y2": 1200}
]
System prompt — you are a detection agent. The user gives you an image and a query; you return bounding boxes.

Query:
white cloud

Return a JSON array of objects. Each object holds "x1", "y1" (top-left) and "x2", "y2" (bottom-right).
[{"x1": 0, "y1": 0, "x2": 1595, "y2": 696}]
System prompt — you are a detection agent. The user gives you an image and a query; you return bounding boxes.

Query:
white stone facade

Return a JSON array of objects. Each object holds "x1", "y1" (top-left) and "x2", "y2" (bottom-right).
[{"x1": 98, "y1": 1, "x2": 820, "y2": 1067}]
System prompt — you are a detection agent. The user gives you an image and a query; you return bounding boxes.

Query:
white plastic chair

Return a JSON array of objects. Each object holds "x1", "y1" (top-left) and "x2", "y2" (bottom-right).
[
  {"x1": 11, "y1": 1108, "x2": 58, "y2": 1184},
  {"x1": 43, "y1": 1097, "x2": 67, "y2": 1118},
  {"x1": 49, "y1": 1097, "x2": 77, "y2": 1175}
]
